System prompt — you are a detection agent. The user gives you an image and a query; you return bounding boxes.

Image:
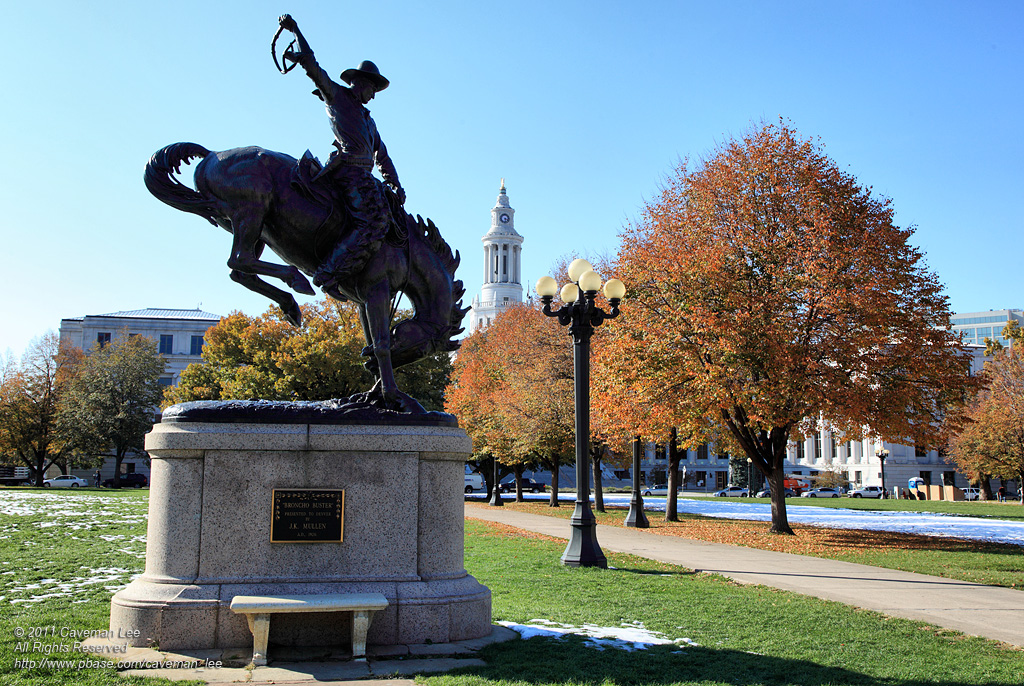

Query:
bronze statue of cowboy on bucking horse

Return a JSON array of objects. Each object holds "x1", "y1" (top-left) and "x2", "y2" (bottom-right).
[{"x1": 145, "y1": 14, "x2": 468, "y2": 413}]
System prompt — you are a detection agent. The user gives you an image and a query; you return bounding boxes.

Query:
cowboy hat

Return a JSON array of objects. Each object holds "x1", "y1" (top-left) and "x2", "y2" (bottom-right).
[{"x1": 341, "y1": 60, "x2": 389, "y2": 91}]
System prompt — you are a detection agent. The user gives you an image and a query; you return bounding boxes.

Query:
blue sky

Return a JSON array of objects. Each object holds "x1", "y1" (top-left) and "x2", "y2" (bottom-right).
[{"x1": 2, "y1": 1, "x2": 1021, "y2": 357}]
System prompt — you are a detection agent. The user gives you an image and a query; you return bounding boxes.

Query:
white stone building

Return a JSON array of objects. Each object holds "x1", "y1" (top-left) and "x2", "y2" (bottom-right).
[
  {"x1": 59, "y1": 307, "x2": 223, "y2": 388},
  {"x1": 57, "y1": 307, "x2": 223, "y2": 484},
  {"x1": 468, "y1": 181, "x2": 524, "y2": 333}
]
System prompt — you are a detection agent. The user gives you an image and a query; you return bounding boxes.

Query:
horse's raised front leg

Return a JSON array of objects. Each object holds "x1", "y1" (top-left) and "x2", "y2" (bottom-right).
[
  {"x1": 226, "y1": 205, "x2": 315, "y2": 296},
  {"x1": 361, "y1": 283, "x2": 399, "y2": 408},
  {"x1": 230, "y1": 270, "x2": 302, "y2": 326}
]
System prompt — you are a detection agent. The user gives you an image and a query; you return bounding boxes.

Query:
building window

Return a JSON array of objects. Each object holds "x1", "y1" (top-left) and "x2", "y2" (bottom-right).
[
  {"x1": 796, "y1": 441, "x2": 805, "y2": 461},
  {"x1": 190, "y1": 335, "x2": 204, "y2": 355},
  {"x1": 915, "y1": 445, "x2": 927, "y2": 458},
  {"x1": 854, "y1": 470, "x2": 862, "y2": 484},
  {"x1": 830, "y1": 435, "x2": 837, "y2": 460},
  {"x1": 919, "y1": 471, "x2": 932, "y2": 486},
  {"x1": 696, "y1": 444, "x2": 708, "y2": 461},
  {"x1": 97, "y1": 332, "x2": 111, "y2": 348},
  {"x1": 159, "y1": 335, "x2": 173, "y2": 354},
  {"x1": 158, "y1": 377, "x2": 173, "y2": 387},
  {"x1": 814, "y1": 435, "x2": 822, "y2": 461}
]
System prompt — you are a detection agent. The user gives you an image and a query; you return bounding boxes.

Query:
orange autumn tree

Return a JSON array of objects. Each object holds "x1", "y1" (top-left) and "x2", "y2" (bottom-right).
[
  {"x1": 596, "y1": 121, "x2": 977, "y2": 534},
  {"x1": 446, "y1": 302, "x2": 576, "y2": 505},
  {"x1": 949, "y1": 328, "x2": 1024, "y2": 502}
]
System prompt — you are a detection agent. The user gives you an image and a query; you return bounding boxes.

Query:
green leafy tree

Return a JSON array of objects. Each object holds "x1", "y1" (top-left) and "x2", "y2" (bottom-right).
[
  {"x1": 167, "y1": 298, "x2": 452, "y2": 410},
  {"x1": 59, "y1": 335, "x2": 165, "y2": 487},
  {"x1": 0, "y1": 333, "x2": 84, "y2": 485}
]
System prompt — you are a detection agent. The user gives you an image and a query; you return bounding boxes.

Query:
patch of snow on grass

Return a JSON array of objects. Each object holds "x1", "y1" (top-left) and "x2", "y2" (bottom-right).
[{"x1": 498, "y1": 619, "x2": 698, "y2": 650}]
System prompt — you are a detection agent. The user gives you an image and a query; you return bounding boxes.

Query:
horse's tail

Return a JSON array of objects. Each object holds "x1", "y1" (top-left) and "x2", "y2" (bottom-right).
[
  {"x1": 408, "y1": 213, "x2": 471, "y2": 350},
  {"x1": 144, "y1": 143, "x2": 219, "y2": 225}
]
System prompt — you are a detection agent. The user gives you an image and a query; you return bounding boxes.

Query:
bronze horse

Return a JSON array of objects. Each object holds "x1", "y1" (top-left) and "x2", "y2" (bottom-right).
[{"x1": 145, "y1": 142, "x2": 468, "y2": 411}]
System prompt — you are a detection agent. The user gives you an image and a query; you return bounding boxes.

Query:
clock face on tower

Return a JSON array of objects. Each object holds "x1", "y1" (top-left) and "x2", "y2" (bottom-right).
[{"x1": 499, "y1": 213, "x2": 510, "y2": 224}]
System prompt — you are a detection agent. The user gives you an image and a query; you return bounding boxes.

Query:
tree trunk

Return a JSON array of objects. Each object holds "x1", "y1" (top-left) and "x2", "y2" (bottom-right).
[
  {"x1": 766, "y1": 464, "x2": 794, "y2": 535},
  {"x1": 513, "y1": 463, "x2": 526, "y2": 502},
  {"x1": 542, "y1": 456, "x2": 560, "y2": 507},
  {"x1": 27, "y1": 450, "x2": 52, "y2": 487},
  {"x1": 665, "y1": 427, "x2": 680, "y2": 522},
  {"x1": 112, "y1": 451, "x2": 126, "y2": 489},
  {"x1": 980, "y1": 474, "x2": 995, "y2": 501},
  {"x1": 592, "y1": 451, "x2": 605, "y2": 513}
]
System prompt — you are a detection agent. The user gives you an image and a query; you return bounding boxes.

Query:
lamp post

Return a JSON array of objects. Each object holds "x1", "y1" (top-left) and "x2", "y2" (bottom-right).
[
  {"x1": 625, "y1": 436, "x2": 649, "y2": 528},
  {"x1": 746, "y1": 457, "x2": 753, "y2": 496},
  {"x1": 489, "y1": 456, "x2": 503, "y2": 506},
  {"x1": 875, "y1": 448, "x2": 889, "y2": 499},
  {"x1": 536, "y1": 259, "x2": 625, "y2": 568}
]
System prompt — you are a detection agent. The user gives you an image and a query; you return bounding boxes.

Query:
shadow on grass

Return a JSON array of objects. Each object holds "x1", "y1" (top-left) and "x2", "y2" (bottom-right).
[
  {"x1": 804, "y1": 528, "x2": 1024, "y2": 556},
  {"x1": 607, "y1": 568, "x2": 695, "y2": 577},
  {"x1": 436, "y1": 636, "x2": 1019, "y2": 686}
]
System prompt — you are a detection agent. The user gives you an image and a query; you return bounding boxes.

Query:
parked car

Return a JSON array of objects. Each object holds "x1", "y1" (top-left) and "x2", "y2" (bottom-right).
[
  {"x1": 42, "y1": 475, "x2": 89, "y2": 488},
  {"x1": 755, "y1": 487, "x2": 796, "y2": 498},
  {"x1": 962, "y1": 487, "x2": 981, "y2": 501},
  {"x1": 102, "y1": 473, "x2": 148, "y2": 488},
  {"x1": 847, "y1": 485, "x2": 884, "y2": 499},
  {"x1": 499, "y1": 478, "x2": 546, "y2": 494},
  {"x1": 713, "y1": 486, "x2": 750, "y2": 497},
  {"x1": 801, "y1": 487, "x2": 842, "y2": 498},
  {"x1": 464, "y1": 473, "x2": 485, "y2": 494},
  {"x1": 642, "y1": 484, "x2": 672, "y2": 496}
]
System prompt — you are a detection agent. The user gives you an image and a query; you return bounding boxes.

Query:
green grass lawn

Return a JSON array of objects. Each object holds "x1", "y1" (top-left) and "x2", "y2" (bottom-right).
[
  {"x1": 485, "y1": 499, "x2": 1024, "y2": 589},
  {"x1": 434, "y1": 520, "x2": 1024, "y2": 686},
  {"x1": 0, "y1": 488, "x2": 195, "y2": 685},
  {"x1": 3, "y1": 489, "x2": 1023, "y2": 686}
]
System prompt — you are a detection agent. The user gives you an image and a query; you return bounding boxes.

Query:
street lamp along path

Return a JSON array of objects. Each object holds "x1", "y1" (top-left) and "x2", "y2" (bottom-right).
[{"x1": 536, "y1": 259, "x2": 625, "y2": 568}]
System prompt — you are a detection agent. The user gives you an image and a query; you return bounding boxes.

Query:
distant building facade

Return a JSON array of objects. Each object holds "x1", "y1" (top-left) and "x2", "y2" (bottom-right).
[
  {"x1": 57, "y1": 307, "x2": 223, "y2": 485},
  {"x1": 59, "y1": 308, "x2": 222, "y2": 388},
  {"x1": 949, "y1": 309, "x2": 1022, "y2": 350},
  {"x1": 469, "y1": 181, "x2": 524, "y2": 333}
]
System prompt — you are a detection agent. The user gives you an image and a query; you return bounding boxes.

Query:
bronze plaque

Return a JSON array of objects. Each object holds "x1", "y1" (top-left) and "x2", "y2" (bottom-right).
[{"x1": 271, "y1": 489, "x2": 344, "y2": 543}]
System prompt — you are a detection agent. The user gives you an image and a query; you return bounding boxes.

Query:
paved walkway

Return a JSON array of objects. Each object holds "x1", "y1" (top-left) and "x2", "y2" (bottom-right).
[{"x1": 466, "y1": 502, "x2": 1024, "y2": 647}]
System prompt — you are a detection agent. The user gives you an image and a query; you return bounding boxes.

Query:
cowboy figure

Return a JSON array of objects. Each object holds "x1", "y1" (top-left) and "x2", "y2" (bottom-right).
[{"x1": 278, "y1": 14, "x2": 405, "y2": 289}]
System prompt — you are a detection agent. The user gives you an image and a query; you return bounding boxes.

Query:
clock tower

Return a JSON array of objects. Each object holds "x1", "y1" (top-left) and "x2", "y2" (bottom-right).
[{"x1": 469, "y1": 180, "x2": 524, "y2": 333}]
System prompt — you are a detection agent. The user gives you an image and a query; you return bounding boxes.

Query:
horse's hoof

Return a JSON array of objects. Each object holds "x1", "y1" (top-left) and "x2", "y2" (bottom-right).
[
  {"x1": 291, "y1": 271, "x2": 315, "y2": 295},
  {"x1": 282, "y1": 300, "x2": 302, "y2": 327}
]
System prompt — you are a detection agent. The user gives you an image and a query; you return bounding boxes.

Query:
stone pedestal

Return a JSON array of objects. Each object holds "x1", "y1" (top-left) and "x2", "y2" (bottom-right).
[{"x1": 109, "y1": 419, "x2": 491, "y2": 651}]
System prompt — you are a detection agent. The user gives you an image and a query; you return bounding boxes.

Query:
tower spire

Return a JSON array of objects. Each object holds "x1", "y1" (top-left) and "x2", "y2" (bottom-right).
[{"x1": 469, "y1": 180, "x2": 524, "y2": 333}]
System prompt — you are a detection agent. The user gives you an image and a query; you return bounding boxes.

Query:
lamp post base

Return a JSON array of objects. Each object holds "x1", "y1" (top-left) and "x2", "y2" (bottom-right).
[
  {"x1": 560, "y1": 504, "x2": 607, "y2": 568},
  {"x1": 624, "y1": 495, "x2": 649, "y2": 528}
]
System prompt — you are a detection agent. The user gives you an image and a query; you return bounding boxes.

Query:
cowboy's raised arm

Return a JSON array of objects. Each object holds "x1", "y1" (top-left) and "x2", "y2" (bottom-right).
[
  {"x1": 374, "y1": 135, "x2": 405, "y2": 205},
  {"x1": 279, "y1": 15, "x2": 338, "y2": 100}
]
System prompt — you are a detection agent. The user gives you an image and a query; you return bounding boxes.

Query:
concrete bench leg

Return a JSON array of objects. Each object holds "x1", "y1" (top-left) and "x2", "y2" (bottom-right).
[
  {"x1": 245, "y1": 613, "x2": 272, "y2": 666},
  {"x1": 351, "y1": 610, "x2": 371, "y2": 660}
]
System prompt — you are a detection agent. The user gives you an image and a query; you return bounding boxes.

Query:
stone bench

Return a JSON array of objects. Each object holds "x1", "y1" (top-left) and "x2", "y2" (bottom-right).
[{"x1": 229, "y1": 592, "x2": 389, "y2": 666}]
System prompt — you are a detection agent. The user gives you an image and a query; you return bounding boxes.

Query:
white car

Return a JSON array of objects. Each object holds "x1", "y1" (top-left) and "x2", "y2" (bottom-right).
[
  {"x1": 847, "y1": 485, "x2": 884, "y2": 498},
  {"x1": 962, "y1": 488, "x2": 981, "y2": 501},
  {"x1": 713, "y1": 486, "x2": 750, "y2": 497},
  {"x1": 43, "y1": 475, "x2": 89, "y2": 488},
  {"x1": 464, "y1": 473, "x2": 485, "y2": 494},
  {"x1": 801, "y1": 487, "x2": 842, "y2": 498}
]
